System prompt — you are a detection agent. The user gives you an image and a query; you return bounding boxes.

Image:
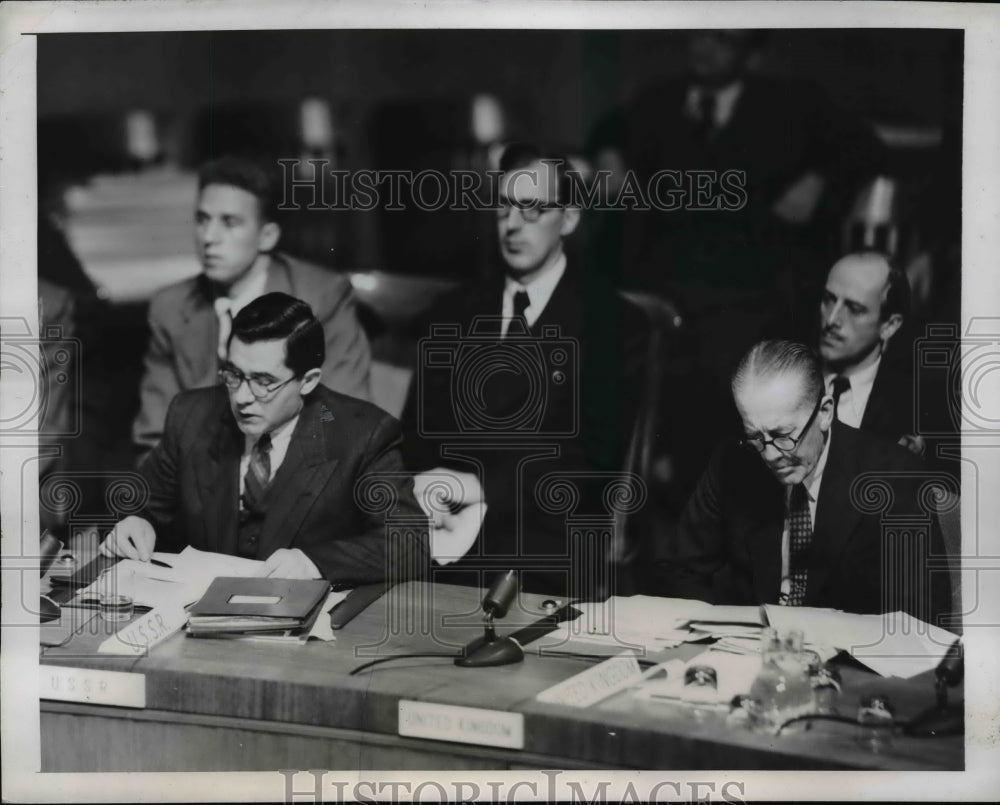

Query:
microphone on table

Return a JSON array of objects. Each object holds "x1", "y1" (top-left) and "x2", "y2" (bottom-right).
[
  {"x1": 905, "y1": 637, "x2": 964, "y2": 737},
  {"x1": 455, "y1": 570, "x2": 524, "y2": 668}
]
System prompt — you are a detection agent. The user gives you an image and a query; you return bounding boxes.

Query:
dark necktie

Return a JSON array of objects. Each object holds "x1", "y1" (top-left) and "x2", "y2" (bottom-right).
[
  {"x1": 510, "y1": 289, "x2": 531, "y2": 335},
  {"x1": 242, "y1": 433, "x2": 272, "y2": 512},
  {"x1": 214, "y1": 297, "x2": 234, "y2": 362},
  {"x1": 698, "y1": 90, "x2": 717, "y2": 140},
  {"x1": 831, "y1": 375, "x2": 850, "y2": 421},
  {"x1": 786, "y1": 483, "x2": 812, "y2": 606}
]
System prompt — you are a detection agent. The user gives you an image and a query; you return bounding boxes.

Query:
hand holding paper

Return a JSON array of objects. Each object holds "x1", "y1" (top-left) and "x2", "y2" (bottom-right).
[{"x1": 414, "y1": 468, "x2": 487, "y2": 565}]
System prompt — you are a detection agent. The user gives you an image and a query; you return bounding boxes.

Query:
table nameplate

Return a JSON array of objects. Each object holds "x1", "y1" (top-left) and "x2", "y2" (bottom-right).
[
  {"x1": 398, "y1": 700, "x2": 524, "y2": 749},
  {"x1": 41, "y1": 666, "x2": 146, "y2": 708}
]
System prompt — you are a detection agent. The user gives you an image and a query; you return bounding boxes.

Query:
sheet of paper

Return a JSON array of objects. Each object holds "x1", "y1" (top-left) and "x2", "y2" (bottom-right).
[{"x1": 764, "y1": 605, "x2": 959, "y2": 678}]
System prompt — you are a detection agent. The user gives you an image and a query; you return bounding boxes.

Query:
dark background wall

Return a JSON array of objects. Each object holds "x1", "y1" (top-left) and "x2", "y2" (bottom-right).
[{"x1": 39, "y1": 29, "x2": 960, "y2": 136}]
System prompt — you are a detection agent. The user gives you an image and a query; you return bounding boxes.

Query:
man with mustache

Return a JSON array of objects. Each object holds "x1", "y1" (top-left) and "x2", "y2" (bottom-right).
[
  {"x1": 661, "y1": 339, "x2": 950, "y2": 624},
  {"x1": 818, "y1": 251, "x2": 924, "y2": 455}
]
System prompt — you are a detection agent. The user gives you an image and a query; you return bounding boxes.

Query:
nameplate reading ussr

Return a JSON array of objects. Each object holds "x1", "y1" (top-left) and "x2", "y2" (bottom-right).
[
  {"x1": 41, "y1": 666, "x2": 146, "y2": 708},
  {"x1": 398, "y1": 700, "x2": 524, "y2": 750}
]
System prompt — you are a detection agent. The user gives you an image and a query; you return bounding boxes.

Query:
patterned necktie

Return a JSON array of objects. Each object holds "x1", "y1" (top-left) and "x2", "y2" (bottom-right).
[
  {"x1": 510, "y1": 289, "x2": 531, "y2": 335},
  {"x1": 831, "y1": 375, "x2": 850, "y2": 421},
  {"x1": 786, "y1": 483, "x2": 812, "y2": 606},
  {"x1": 214, "y1": 297, "x2": 233, "y2": 362},
  {"x1": 242, "y1": 433, "x2": 272, "y2": 512}
]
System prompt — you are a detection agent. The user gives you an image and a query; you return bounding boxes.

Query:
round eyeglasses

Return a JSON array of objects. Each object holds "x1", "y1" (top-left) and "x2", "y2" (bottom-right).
[
  {"x1": 495, "y1": 199, "x2": 562, "y2": 223},
  {"x1": 740, "y1": 396, "x2": 824, "y2": 454},
  {"x1": 218, "y1": 366, "x2": 297, "y2": 400}
]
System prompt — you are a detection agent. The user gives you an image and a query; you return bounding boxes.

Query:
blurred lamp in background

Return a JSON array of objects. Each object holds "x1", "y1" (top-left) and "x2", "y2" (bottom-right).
[
  {"x1": 844, "y1": 176, "x2": 899, "y2": 256},
  {"x1": 471, "y1": 93, "x2": 505, "y2": 147},
  {"x1": 125, "y1": 109, "x2": 161, "y2": 168}
]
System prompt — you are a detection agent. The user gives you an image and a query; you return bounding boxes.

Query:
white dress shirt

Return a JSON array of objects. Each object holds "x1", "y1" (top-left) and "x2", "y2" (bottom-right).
[
  {"x1": 500, "y1": 254, "x2": 566, "y2": 337},
  {"x1": 778, "y1": 429, "x2": 832, "y2": 601},
  {"x1": 214, "y1": 267, "x2": 270, "y2": 360},
  {"x1": 238, "y1": 414, "x2": 299, "y2": 498},
  {"x1": 825, "y1": 356, "x2": 881, "y2": 429},
  {"x1": 685, "y1": 81, "x2": 745, "y2": 131}
]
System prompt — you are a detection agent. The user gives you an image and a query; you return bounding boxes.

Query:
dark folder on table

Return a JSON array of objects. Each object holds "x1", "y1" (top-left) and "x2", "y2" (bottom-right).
[
  {"x1": 329, "y1": 582, "x2": 389, "y2": 630},
  {"x1": 188, "y1": 577, "x2": 330, "y2": 636}
]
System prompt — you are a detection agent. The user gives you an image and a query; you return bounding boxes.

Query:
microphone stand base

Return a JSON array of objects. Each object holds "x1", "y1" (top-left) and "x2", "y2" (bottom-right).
[{"x1": 455, "y1": 635, "x2": 525, "y2": 668}]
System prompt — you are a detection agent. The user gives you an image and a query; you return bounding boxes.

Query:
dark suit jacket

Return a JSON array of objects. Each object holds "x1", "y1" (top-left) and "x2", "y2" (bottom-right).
[
  {"x1": 860, "y1": 359, "x2": 916, "y2": 444},
  {"x1": 134, "y1": 252, "x2": 372, "y2": 457},
  {"x1": 661, "y1": 422, "x2": 951, "y2": 625},
  {"x1": 617, "y1": 75, "x2": 885, "y2": 292},
  {"x1": 400, "y1": 266, "x2": 647, "y2": 596},
  {"x1": 139, "y1": 384, "x2": 428, "y2": 585}
]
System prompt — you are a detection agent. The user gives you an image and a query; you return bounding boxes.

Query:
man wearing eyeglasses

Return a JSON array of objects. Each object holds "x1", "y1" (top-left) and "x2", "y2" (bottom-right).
[
  {"x1": 661, "y1": 339, "x2": 950, "y2": 624},
  {"x1": 132, "y1": 155, "x2": 372, "y2": 462},
  {"x1": 103, "y1": 292, "x2": 427, "y2": 583},
  {"x1": 400, "y1": 142, "x2": 646, "y2": 597}
]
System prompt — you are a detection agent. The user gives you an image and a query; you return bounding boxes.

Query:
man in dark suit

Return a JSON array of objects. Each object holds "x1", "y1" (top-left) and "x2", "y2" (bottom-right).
[
  {"x1": 103, "y1": 293, "x2": 427, "y2": 585},
  {"x1": 400, "y1": 143, "x2": 647, "y2": 597},
  {"x1": 133, "y1": 156, "x2": 371, "y2": 460},
  {"x1": 607, "y1": 30, "x2": 885, "y2": 388},
  {"x1": 819, "y1": 251, "x2": 924, "y2": 455},
  {"x1": 662, "y1": 339, "x2": 950, "y2": 625}
]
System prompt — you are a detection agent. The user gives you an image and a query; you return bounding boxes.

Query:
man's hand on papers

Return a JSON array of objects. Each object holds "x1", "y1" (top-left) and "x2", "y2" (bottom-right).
[
  {"x1": 258, "y1": 548, "x2": 322, "y2": 579},
  {"x1": 100, "y1": 515, "x2": 157, "y2": 561},
  {"x1": 413, "y1": 468, "x2": 487, "y2": 566}
]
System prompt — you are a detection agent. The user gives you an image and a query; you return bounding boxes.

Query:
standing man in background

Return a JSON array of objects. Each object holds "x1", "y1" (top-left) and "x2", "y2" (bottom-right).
[
  {"x1": 133, "y1": 156, "x2": 371, "y2": 460},
  {"x1": 818, "y1": 251, "x2": 924, "y2": 455}
]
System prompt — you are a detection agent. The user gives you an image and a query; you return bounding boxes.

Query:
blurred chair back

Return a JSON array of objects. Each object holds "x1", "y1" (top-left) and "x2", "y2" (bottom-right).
[{"x1": 610, "y1": 290, "x2": 684, "y2": 595}]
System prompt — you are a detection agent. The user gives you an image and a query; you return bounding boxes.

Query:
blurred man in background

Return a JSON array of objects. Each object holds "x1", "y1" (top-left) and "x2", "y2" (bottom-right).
[
  {"x1": 133, "y1": 156, "x2": 371, "y2": 460},
  {"x1": 818, "y1": 251, "x2": 924, "y2": 455},
  {"x1": 401, "y1": 143, "x2": 647, "y2": 598}
]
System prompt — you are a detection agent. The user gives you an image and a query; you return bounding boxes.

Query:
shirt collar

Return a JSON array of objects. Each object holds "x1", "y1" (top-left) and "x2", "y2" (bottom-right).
[
  {"x1": 219, "y1": 260, "x2": 270, "y2": 316},
  {"x1": 503, "y1": 253, "x2": 567, "y2": 315},
  {"x1": 244, "y1": 412, "x2": 299, "y2": 455}
]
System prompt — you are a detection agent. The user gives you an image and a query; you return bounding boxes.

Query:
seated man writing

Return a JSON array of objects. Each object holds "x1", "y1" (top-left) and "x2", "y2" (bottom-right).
[
  {"x1": 660, "y1": 339, "x2": 951, "y2": 626},
  {"x1": 102, "y1": 292, "x2": 428, "y2": 584}
]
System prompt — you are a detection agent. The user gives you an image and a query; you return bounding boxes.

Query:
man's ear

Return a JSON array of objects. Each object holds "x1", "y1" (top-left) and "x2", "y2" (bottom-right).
[
  {"x1": 298, "y1": 368, "x2": 322, "y2": 396},
  {"x1": 560, "y1": 207, "x2": 581, "y2": 237},
  {"x1": 880, "y1": 312, "x2": 903, "y2": 343},
  {"x1": 258, "y1": 220, "x2": 281, "y2": 253},
  {"x1": 817, "y1": 394, "x2": 835, "y2": 433}
]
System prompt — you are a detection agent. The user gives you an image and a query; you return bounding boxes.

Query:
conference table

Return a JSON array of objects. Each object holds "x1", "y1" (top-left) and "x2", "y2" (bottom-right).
[{"x1": 38, "y1": 576, "x2": 963, "y2": 772}]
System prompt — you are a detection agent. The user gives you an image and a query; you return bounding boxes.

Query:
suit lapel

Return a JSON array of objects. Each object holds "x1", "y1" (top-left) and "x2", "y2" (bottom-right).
[
  {"x1": 197, "y1": 401, "x2": 243, "y2": 556},
  {"x1": 744, "y1": 465, "x2": 786, "y2": 604},
  {"x1": 182, "y1": 279, "x2": 222, "y2": 384},
  {"x1": 257, "y1": 395, "x2": 340, "y2": 558},
  {"x1": 807, "y1": 424, "x2": 864, "y2": 605}
]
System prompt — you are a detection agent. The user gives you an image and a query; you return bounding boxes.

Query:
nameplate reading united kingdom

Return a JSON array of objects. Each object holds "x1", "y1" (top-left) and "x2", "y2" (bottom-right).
[
  {"x1": 536, "y1": 651, "x2": 643, "y2": 708},
  {"x1": 398, "y1": 700, "x2": 524, "y2": 750},
  {"x1": 41, "y1": 666, "x2": 146, "y2": 708}
]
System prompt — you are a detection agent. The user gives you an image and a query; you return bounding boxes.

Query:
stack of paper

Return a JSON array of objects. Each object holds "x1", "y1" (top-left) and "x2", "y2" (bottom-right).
[
  {"x1": 75, "y1": 546, "x2": 264, "y2": 612},
  {"x1": 764, "y1": 605, "x2": 959, "y2": 678}
]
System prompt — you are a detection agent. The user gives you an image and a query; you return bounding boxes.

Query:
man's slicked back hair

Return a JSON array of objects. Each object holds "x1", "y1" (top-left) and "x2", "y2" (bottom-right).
[
  {"x1": 732, "y1": 339, "x2": 824, "y2": 411},
  {"x1": 231, "y1": 292, "x2": 325, "y2": 376}
]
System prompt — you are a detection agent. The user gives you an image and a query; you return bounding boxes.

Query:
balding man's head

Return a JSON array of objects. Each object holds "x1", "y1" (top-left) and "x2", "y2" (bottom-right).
[{"x1": 819, "y1": 252, "x2": 909, "y2": 372}]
